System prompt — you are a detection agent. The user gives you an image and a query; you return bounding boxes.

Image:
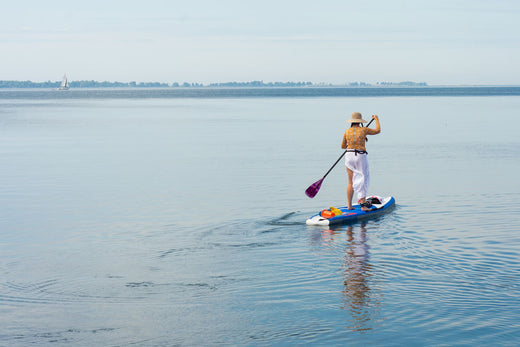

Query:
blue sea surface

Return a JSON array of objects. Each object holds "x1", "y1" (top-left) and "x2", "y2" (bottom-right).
[{"x1": 0, "y1": 88, "x2": 519, "y2": 345}]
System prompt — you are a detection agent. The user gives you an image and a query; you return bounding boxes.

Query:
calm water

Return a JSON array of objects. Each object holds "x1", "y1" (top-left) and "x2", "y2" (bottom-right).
[{"x1": 1, "y1": 89, "x2": 519, "y2": 346}]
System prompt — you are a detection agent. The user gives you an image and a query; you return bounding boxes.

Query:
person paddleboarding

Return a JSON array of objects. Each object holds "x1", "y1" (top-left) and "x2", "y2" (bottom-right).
[{"x1": 341, "y1": 112, "x2": 381, "y2": 211}]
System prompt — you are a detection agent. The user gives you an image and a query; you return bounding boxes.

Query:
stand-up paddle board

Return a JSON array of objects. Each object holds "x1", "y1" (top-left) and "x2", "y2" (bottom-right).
[{"x1": 306, "y1": 196, "x2": 395, "y2": 226}]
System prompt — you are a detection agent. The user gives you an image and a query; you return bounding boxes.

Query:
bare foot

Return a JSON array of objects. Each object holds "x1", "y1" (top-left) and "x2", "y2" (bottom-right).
[
  {"x1": 347, "y1": 206, "x2": 354, "y2": 210},
  {"x1": 361, "y1": 207, "x2": 371, "y2": 212}
]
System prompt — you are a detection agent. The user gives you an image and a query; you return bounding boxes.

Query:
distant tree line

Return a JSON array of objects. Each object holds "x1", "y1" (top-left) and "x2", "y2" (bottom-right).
[
  {"x1": 208, "y1": 81, "x2": 314, "y2": 87},
  {"x1": 345, "y1": 82, "x2": 371, "y2": 87},
  {"x1": 343, "y1": 81, "x2": 427, "y2": 87},
  {"x1": 0, "y1": 80, "x2": 62, "y2": 88},
  {"x1": 377, "y1": 81, "x2": 428, "y2": 86},
  {"x1": 71, "y1": 81, "x2": 170, "y2": 88},
  {"x1": 0, "y1": 80, "x2": 427, "y2": 88},
  {"x1": 0, "y1": 80, "x2": 170, "y2": 88}
]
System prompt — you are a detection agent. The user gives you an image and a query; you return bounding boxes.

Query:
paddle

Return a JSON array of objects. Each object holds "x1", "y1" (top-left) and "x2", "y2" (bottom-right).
[{"x1": 305, "y1": 118, "x2": 374, "y2": 198}]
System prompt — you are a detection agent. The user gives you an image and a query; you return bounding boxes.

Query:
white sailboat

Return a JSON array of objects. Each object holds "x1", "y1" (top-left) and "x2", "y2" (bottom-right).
[{"x1": 58, "y1": 74, "x2": 70, "y2": 90}]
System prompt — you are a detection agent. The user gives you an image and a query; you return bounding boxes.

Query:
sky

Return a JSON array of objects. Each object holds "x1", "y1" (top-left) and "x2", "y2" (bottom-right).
[{"x1": 1, "y1": 0, "x2": 519, "y2": 85}]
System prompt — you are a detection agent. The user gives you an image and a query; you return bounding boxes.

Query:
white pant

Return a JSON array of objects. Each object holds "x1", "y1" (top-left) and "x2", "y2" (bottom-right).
[{"x1": 345, "y1": 152, "x2": 370, "y2": 201}]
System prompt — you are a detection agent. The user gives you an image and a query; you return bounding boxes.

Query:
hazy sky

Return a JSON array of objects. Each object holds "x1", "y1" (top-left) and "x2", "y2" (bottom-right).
[{"x1": 2, "y1": 0, "x2": 519, "y2": 85}]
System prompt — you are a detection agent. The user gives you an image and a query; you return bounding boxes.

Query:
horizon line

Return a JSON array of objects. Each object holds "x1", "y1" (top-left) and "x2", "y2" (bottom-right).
[{"x1": 2, "y1": 79, "x2": 520, "y2": 89}]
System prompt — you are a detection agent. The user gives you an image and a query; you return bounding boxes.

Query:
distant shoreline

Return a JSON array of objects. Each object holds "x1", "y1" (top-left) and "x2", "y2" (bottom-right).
[
  {"x1": 2, "y1": 80, "x2": 520, "y2": 90},
  {"x1": 0, "y1": 80, "x2": 429, "y2": 89}
]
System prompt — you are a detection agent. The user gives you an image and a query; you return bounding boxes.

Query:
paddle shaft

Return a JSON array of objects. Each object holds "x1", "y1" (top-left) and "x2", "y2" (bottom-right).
[{"x1": 321, "y1": 118, "x2": 375, "y2": 180}]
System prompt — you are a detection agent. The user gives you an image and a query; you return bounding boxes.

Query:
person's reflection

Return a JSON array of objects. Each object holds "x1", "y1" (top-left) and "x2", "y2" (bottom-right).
[{"x1": 341, "y1": 223, "x2": 375, "y2": 330}]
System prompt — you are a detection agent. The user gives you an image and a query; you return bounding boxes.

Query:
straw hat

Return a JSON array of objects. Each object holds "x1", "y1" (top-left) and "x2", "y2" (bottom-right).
[{"x1": 346, "y1": 112, "x2": 368, "y2": 123}]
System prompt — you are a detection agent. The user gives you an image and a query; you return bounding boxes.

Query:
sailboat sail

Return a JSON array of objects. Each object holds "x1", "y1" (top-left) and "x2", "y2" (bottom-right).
[{"x1": 59, "y1": 74, "x2": 70, "y2": 90}]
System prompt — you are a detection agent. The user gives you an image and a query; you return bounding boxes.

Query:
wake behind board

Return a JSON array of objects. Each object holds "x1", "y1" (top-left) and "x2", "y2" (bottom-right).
[{"x1": 306, "y1": 196, "x2": 395, "y2": 226}]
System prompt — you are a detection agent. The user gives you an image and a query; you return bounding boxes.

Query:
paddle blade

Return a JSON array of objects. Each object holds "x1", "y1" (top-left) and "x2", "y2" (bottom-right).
[{"x1": 305, "y1": 178, "x2": 323, "y2": 198}]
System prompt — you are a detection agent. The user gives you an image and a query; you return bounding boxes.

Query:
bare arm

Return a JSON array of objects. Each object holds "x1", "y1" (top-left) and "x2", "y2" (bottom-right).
[{"x1": 366, "y1": 115, "x2": 380, "y2": 135}]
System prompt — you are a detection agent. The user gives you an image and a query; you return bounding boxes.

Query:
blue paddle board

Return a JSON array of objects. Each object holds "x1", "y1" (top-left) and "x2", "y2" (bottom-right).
[{"x1": 306, "y1": 196, "x2": 395, "y2": 226}]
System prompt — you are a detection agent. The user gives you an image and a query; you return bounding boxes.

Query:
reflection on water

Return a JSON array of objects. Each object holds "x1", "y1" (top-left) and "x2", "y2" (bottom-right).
[
  {"x1": 321, "y1": 223, "x2": 379, "y2": 332},
  {"x1": 341, "y1": 223, "x2": 376, "y2": 331}
]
